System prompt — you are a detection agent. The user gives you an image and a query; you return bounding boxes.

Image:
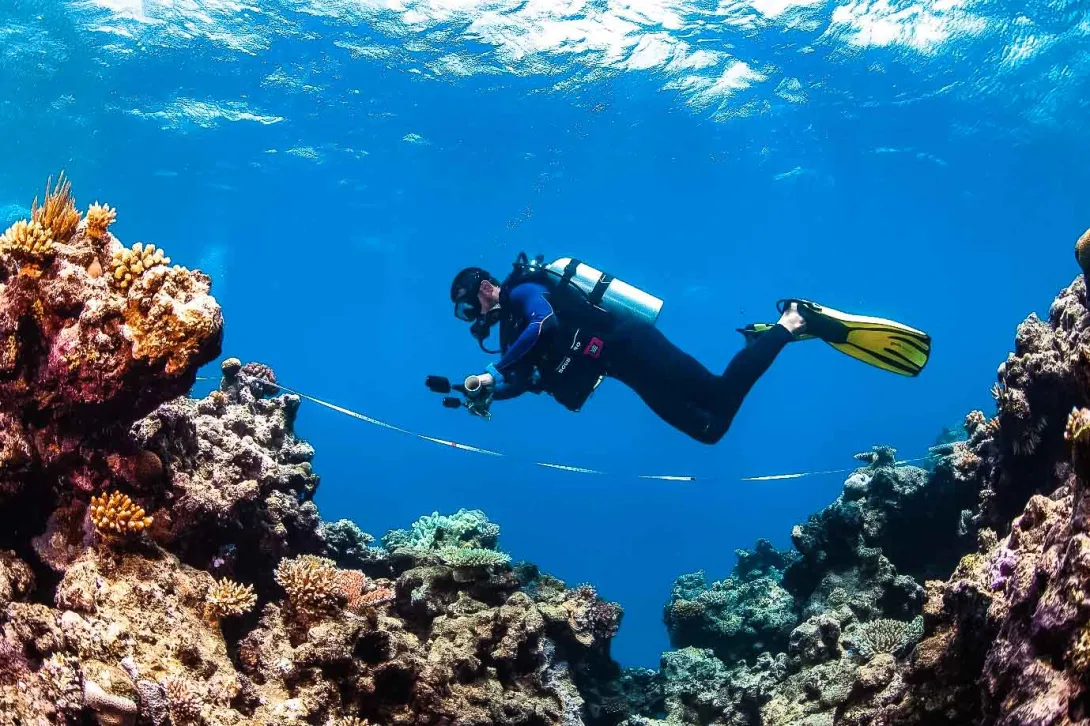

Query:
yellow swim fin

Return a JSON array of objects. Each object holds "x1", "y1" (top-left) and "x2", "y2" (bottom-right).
[{"x1": 777, "y1": 298, "x2": 931, "y2": 377}]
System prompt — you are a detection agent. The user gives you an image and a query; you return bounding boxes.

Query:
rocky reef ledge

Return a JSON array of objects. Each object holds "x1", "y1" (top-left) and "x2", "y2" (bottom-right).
[{"x1": 0, "y1": 175, "x2": 1087, "y2": 725}]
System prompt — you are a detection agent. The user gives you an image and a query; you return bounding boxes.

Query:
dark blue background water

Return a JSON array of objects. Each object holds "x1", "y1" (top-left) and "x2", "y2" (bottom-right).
[{"x1": 4, "y1": 0, "x2": 1089, "y2": 666}]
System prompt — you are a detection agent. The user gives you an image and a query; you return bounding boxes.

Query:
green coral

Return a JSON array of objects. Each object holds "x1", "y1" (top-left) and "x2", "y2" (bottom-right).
[
  {"x1": 665, "y1": 569, "x2": 799, "y2": 664},
  {"x1": 382, "y1": 508, "x2": 500, "y2": 552},
  {"x1": 381, "y1": 509, "x2": 513, "y2": 576}
]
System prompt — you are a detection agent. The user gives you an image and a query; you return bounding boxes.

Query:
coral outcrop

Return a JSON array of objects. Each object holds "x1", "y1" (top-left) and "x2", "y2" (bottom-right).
[{"x1": 0, "y1": 176, "x2": 222, "y2": 519}]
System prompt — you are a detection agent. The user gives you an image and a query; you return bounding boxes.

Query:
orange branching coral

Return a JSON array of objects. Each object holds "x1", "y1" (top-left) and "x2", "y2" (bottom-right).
[
  {"x1": 337, "y1": 569, "x2": 367, "y2": 605},
  {"x1": 110, "y1": 241, "x2": 171, "y2": 291},
  {"x1": 335, "y1": 569, "x2": 395, "y2": 612},
  {"x1": 31, "y1": 171, "x2": 81, "y2": 243},
  {"x1": 206, "y1": 577, "x2": 258, "y2": 619},
  {"x1": 85, "y1": 202, "x2": 117, "y2": 241},
  {"x1": 274, "y1": 554, "x2": 344, "y2": 615},
  {"x1": 354, "y1": 586, "x2": 395, "y2": 609},
  {"x1": 0, "y1": 219, "x2": 55, "y2": 262},
  {"x1": 89, "y1": 490, "x2": 153, "y2": 536}
]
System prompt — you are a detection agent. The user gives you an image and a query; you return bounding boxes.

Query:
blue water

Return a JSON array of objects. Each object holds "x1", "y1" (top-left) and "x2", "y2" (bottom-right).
[{"x1": 4, "y1": 0, "x2": 1088, "y2": 666}]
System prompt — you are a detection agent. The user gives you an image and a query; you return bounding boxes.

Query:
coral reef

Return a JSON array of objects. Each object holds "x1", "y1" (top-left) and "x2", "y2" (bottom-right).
[{"x1": 2, "y1": 175, "x2": 1090, "y2": 726}]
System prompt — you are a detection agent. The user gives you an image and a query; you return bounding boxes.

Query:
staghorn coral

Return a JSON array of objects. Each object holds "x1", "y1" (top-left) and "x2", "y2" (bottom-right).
[
  {"x1": 109, "y1": 241, "x2": 170, "y2": 291},
  {"x1": 0, "y1": 218, "x2": 54, "y2": 262},
  {"x1": 85, "y1": 201, "x2": 117, "y2": 241},
  {"x1": 383, "y1": 507, "x2": 502, "y2": 554},
  {"x1": 32, "y1": 171, "x2": 81, "y2": 243},
  {"x1": 205, "y1": 577, "x2": 257, "y2": 619},
  {"x1": 89, "y1": 490, "x2": 153, "y2": 536}
]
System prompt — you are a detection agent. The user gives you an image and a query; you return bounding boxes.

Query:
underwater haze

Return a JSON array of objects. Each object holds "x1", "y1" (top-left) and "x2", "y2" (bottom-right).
[{"x1": 3, "y1": 0, "x2": 1088, "y2": 667}]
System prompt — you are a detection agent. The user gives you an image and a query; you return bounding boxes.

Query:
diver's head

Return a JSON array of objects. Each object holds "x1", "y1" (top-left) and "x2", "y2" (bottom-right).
[{"x1": 450, "y1": 266, "x2": 500, "y2": 322}]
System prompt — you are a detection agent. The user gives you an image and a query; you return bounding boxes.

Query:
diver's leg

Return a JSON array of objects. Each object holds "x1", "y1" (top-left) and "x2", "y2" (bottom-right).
[
  {"x1": 608, "y1": 349, "x2": 723, "y2": 443},
  {"x1": 609, "y1": 320, "x2": 794, "y2": 443},
  {"x1": 608, "y1": 323, "x2": 734, "y2": 443},
  {"x1": 699, "y1": 323, "x2": 795, "y2": 440}
]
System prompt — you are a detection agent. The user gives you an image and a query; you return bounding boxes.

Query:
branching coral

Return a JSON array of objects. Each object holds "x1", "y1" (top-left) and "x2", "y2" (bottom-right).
[
  {"x1": 162, "y1": 675, "x2": 203, "y2": 725},
  {"x1": 110, "y1": 241, "x2": 170, "y2": 291},
  {"x1": 205, "y1": 577, "x2": 258, "y2": 618},
  {"x1": 965, "y1": 410, "x2": 988, "y2": 435},
  {"x1": 89, "y1": 490, "x2": 153, "y2": 536},
  {"x1": 853, "y1": 616, "x2": 924, "y2": 660},
  {"x1": 336, "y1": 569, "x2": 395, "y2": 611},
  {"x1": 31, "y1": 171, "x2": 80, "y2": 243},
  {"x1": 85, "y1": 201, "x2": 117, "y2": 241},
  {"x1": 274, "y1": 554, "x2": 344, "y2": 616},
  {"x1": 354, "y1": 586, "x2": 395, "y2": 609},
  {"x1": 0, "y1": 219, "x2": 54, "y2": 262}
]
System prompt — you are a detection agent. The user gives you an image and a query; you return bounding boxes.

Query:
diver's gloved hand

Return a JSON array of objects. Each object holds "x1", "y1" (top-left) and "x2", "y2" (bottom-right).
[{"x1": 463, "y1": 373, "x2": 494, "y2": 419}]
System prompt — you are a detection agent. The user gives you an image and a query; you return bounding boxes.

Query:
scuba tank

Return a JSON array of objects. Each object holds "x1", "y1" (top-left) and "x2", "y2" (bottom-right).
[{"x1": 522, "y1": 254, "x2": 664, "y2": 327}]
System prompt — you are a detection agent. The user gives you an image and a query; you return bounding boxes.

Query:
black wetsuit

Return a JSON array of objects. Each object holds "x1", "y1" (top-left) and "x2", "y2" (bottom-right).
[{"x1": 485, "y1": 280, "x2": 794, "y2": 444}]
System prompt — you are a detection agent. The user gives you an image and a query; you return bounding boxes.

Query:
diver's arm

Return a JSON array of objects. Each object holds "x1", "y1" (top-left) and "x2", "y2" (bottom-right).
[
  {"x1": 485, "y1": 282, "x2": 557, "y2": 386},
  {"x1": 492, "y1": 375, "x2": 529, "y2": 401}
]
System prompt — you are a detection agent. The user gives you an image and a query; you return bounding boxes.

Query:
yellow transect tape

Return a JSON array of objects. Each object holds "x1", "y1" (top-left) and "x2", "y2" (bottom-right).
[{"x1": 194, "y1": 375, "x2": 934, "y2": 483}]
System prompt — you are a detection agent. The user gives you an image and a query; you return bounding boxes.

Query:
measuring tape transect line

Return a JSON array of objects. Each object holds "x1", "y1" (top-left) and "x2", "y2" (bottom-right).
[{"x1": 193, "y1": 376, "x2": 938, "y2": 483}]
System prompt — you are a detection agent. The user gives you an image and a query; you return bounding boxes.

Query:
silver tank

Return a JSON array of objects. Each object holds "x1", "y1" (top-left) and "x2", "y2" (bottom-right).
[{"x1": 544, "y1": 257, "x2": 663, "y2": 326}]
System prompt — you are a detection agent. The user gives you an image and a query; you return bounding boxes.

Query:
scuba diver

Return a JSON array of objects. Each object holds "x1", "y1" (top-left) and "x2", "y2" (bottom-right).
[{"x1": 442, "y1": 254, "x2": 931, "y2": 445}]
